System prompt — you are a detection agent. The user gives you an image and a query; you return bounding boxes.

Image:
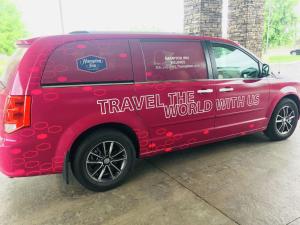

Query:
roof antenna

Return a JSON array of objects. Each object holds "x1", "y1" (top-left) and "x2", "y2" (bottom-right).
[{"x1": 69, "y1": 31, "x2": 89, "y2": 34}]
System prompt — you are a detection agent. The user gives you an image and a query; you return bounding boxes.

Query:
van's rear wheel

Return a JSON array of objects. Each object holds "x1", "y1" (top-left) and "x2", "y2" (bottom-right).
[
  {"x1": 264, "y1": 98, "x2": 299, "y2": 141},
  {"x1": 72, "y1": 129, "x2": 136, "y2": 192}
]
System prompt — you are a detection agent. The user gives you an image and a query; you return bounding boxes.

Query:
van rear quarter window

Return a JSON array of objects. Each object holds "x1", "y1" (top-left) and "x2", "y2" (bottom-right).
[
  {"x1": 141, "y1": 41, "x2": 208, "y2": 81},
  {"x1": 41, "y1": 40, "x2": 133, "y2": 85}
]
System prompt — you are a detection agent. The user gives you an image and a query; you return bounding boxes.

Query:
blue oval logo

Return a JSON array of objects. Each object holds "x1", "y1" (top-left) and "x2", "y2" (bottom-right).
[{"x1": 77, "y1": 55, "x2": 107, "y2": 73}]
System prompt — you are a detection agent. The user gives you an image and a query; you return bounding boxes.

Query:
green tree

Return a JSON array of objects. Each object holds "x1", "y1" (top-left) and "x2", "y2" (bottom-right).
[
  {"x1": 264, "y1": 0, "x2": 300, "y2": 49},
  {"x1": 0, "y1": 0, "x2": 26, "y2": 55}
]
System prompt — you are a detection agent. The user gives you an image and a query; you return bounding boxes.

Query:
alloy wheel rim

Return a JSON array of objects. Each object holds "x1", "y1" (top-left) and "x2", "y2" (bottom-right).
[
  {"x1": 85, "y1": 141, "x2": 127, "y2": 182},
  {"x1": 275, "y1": 106, "x2": 295, "y2": 135}
]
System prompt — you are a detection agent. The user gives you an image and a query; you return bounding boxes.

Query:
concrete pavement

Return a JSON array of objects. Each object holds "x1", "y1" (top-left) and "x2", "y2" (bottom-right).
[
  {"x1": 1, "y1": 128, "x2": 300, "y2": 225},
  {"x1": 270, "y1": 61, "x2": 300, "y2": 80}
]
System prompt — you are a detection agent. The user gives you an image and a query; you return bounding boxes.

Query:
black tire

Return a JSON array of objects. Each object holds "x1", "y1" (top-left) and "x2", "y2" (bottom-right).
[
  {"x1": 72, "y1": 129, "x2": 136, "y2": 192},
  {"x1": 264, "y1": 98, "x2": 299, "y2": 141}
]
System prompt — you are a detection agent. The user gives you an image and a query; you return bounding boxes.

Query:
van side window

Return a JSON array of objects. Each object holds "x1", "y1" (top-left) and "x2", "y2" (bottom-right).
[
  {"x1": 42, "y1": 40, "x2": 133, "y2": 85},
  {"x1": 211, "y1": 43, "x2": 259, "y2": 79},
  {"x1": 141, "y1": 41, "x2": 208, "y2": 81}
]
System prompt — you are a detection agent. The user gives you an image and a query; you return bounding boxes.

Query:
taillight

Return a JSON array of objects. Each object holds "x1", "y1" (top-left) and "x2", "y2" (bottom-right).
[{"x1": 4, "y1": 96, "x2": 31, "y2": 133}]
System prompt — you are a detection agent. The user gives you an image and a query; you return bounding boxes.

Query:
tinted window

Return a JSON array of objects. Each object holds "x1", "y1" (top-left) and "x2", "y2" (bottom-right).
[
  {"x1": 141, "y1": 41, "x2": 208, "y2": 81},
  {"x1": 211, "y1": 43, "x2": 259, "y2": 79},
  {"x1": 42, "y1": 40, "x2": 133, "y2": 85}
]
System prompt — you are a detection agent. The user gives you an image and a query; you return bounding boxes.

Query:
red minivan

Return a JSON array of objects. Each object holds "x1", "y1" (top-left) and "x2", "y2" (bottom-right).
[{"x1": 0, "y1": 33, "x2": 299, "y2": 191}]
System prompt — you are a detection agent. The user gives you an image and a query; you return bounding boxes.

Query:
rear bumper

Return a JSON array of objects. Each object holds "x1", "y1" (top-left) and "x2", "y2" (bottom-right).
[
  {"x1": 0, "y1": 136, "x2": 25, "y2": 177},
  {"x1": 0, "y1": 131, "x2": 63, "y2": 178}
]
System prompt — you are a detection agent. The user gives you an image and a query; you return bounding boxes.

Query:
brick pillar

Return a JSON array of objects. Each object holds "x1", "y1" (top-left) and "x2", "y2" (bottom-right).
[
  {"x1": 184, "y1": 0, "x2": 222, "y2": 37},
  {"x1": 228, "y1": 0, "x2": 265, "y2": 57}
]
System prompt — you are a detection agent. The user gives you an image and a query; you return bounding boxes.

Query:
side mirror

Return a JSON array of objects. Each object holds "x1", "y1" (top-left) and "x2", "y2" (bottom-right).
[
  {"x1": 261, "y1": 63, "x2": 270, "y2": 77},
  {"x1": 241, "y1": 67, "x2": 259, "y2": 78}
]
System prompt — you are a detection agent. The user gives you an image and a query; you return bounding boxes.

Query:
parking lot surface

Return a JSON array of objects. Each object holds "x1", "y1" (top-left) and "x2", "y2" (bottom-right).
[{"x1": 1, "y1": 127, "x2": 300, "y2": 225}]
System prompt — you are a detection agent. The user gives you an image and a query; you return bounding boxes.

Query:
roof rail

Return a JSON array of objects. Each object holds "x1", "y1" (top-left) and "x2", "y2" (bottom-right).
[
  {"x1": 68, "y1": 31, "x2": 186, "y2": 35},
  {"x1": 69, "y1": 31, "x2": 89, "y2": 34}
]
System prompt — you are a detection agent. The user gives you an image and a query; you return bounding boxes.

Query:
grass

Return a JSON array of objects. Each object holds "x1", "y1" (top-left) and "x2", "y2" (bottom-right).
[{"x1": 266, "y1": 55, "x2": 300, "y2": 63}]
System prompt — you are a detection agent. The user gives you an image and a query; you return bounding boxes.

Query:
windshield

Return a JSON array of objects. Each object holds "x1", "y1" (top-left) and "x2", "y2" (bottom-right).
[{"x1": 0, "y1": 48, "x2": 27, "y2": 88}]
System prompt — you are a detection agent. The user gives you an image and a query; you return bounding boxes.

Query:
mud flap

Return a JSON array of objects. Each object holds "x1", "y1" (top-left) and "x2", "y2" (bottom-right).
[{"x1": 62, "y1": 151, "x2": 71, "y2": 184}]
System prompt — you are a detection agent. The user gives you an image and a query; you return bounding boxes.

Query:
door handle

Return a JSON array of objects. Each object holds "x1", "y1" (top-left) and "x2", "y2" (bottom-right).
[
  {"x1": 197, "y1": 89, "x2": 214, "y2": 94},
  {"x1": 219, "y1": 87, "x2": 234, "y2": 92}
]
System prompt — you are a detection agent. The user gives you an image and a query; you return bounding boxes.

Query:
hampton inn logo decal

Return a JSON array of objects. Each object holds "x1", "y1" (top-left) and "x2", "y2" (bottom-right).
[
  {"x1": 97, "y1": 91, "x2": 260, "y2": 119},
  {"x1": 77, "y1": 55, "x2": 107, "y2": 73}
]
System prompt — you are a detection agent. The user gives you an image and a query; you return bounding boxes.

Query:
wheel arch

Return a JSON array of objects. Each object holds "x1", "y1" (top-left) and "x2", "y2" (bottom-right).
[
  {"x1": 267, "y1": 93, "x2": 300, "y2": 121},
  {"x1": 264, "y1": 93, "x2": 300, "y2": 141},
  {"x1": 281, "y1": 94, "x2": 300, "y2": 113},
  {"x1": 68, "y1": 122, "x2": 140, "y2": 163}
]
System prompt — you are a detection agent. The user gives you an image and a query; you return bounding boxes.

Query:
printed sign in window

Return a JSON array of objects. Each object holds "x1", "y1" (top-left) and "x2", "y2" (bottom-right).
[{"x1": 141, "y1": 41, "x2": 208, "y2": 81}]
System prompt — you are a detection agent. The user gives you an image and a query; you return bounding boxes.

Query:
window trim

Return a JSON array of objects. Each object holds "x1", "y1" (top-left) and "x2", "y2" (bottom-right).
[
  {"x1": 207, "y1": 41, "x2": 261, "y2": 80},
  {"x1": 41, "y1": 39, "x2": 134, "y2": 86},
  {"x1": 139, "y1": 39, "x2": 210, "y2": 82},
  {"x1": 41, "y1": 80, "x2": 134, "y2": 88},
  {"x1": 202, "y1": 41, "x2": 214, "y2": 80}
]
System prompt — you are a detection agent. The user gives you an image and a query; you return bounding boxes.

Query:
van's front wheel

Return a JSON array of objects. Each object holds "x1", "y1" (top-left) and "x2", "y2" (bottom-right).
[
  {"x1": 264, "y1": 98, "x2": 299, "y2": 141},
  {"x1": 72, "y1": 129, "x2": 136, "y2": 192}
]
